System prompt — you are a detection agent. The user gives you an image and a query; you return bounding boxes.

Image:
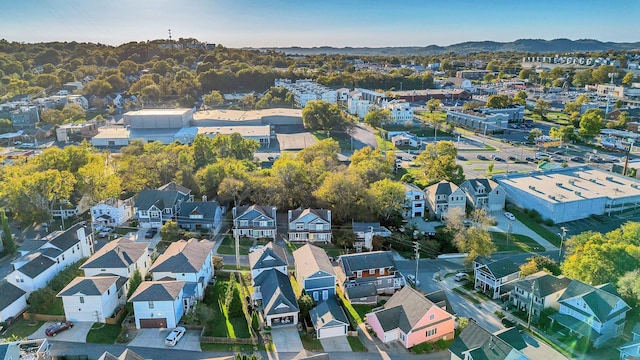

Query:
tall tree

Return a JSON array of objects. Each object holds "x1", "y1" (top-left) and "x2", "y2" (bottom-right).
[
  {"x1": 578, "y1": 109, "x2": 604, "y2": 139},
  {"x1": 302, "y1": 100, "x2": 352, "y2": 133},
  {"x1": 426, "y1": 98, "x2": 442, "y2": 113},
  {"x1": 348, "y1": 147, "x2": 394, "y2": 185},
  {"x1": 210, "y1": 133, "x2": 260, "y2": 161},
  {"x1": 314, "y1": 171, "x2": 368, "y2": 224},
  {"x1": 520, "y1": 256, "x2": 561, "y2": 277},
  {"x1": 414, "y1": 141, "x2": 464, "y2": 185},
  {"x1": 0, "y1": 209, "x2": 16, "y2": 254},
  {"x1": 363, "y1": 109, "x2": 391, "y2": 128},
  {"x1": 368, "y1": 179, "x2": 405, "y2": 223}
]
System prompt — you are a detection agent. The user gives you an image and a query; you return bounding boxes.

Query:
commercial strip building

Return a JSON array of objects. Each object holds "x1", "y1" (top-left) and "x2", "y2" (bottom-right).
[
  {"x1": 494, "y1": 166, "x2": 640, "y2": 223},
  {"x1": 446, "y1": 108, "x2": 509, "y2": 134},
  {"x1": 275, "y1": 79, "x2": 337, "y2": 107}
]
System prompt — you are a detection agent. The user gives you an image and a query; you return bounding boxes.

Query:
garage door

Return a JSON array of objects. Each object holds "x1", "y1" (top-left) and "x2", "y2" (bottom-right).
[
  {"x1": 318, "y1": 325, "x2": 345, "y2": 339},
  {"x1": 139, "y1": 318, "x2": 167, "y2": 328}
]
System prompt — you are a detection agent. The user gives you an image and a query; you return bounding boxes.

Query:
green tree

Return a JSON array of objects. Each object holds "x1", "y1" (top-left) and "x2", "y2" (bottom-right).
[
  {"x1": 533, "y1": 98, "x2": 550, "y2": 120},
  {"x1": 127, "y1": 269, "x2": 143, "y2": 298},
  {"x1": 41, "y1": 109, "x2": 65, "y2": 125},
  {"x1": 160, "y1": 220, "x2": 184, "y2": 243},
  {"x1": 578, "y1": 109, "x2": 604, "y2": 138},
  {"x1": 575, "y1": 94, "x2": 589, "y2": 105},
  {"x1": 298, "y1": 294, "x2": 315, "y2": 319},
  {"x1": 564, "y1": 101, "x2": 580, "y2": 114},
  {"x1": 445, "y1": 208, "x2": 496, "y2": 266},
  {"x1": 0, "y1": 209, "x2": 16, "y2": 254},
  {"x1": 192, "y1": 134, "x2": 216, "y2": 169},
  {"x1": 527, "y1": 128, "x2": 542, "y2": 143},
  {"x1": 622, "y1": 72, "x2": 635, "y2": 86},
  {"x1": 210, "y1": 133, "x2": 260, "y2": 160},
  {"x1": 462, "y1": 101, "x2": 484, "y2": 110},
  {"x1": 211, "y1": 255, "x2": 224, "y2": 271},
  {"x1": 572, "y1": 69, "x2": 593, "y2": 87},
  {"x1": 617, "y1": 270, "x2": 640, "y2": 306},
  {"x1": 348, "y1": 147, "x2": 394, "y2": 185},
  {"x1": 519, "y1": 68, "x2": 534, "y2": 80},
  {"x1": 84, "y1": 79, "x2": 113, "y2": 97},
  {"x1": 520, "y1": 256, "x2": 561, "y2": 276},
  {"x1": 513, "y1": 91, "x2": 527, "y2": 106},
  {"x1": 426, "y1": 98, "x2": 442, "y2": 113},
  {"x1": 118, "y1": 60, "x2": 139, "y2": 76},
  {"x1": 202, "y1": 90, "x2": 224, "y2": 108},
  {"x1": 486, "y1": 94, "x2": 511, "y2": 109},
  {"x1": 218, "y1": 177, "x2": 248, "y2": 208},
  {"x1": 414, "y1": 141, "x2": 464, "y2": 185},
  {"x1": 314, "y1": 171, "x2": 368, "y2": 223},
  {"x1": 363, "y1": 109, "x2": 391, "y2": 128},
  {"x1": 368, "y1": 179, "x2": 405, "y2": 223},
  {"x1": 225, "y1": 274, "x2": 243, "y2": 316},
  {"x1": 302, "y1": 100, "x2": 351, "y2": 133}
]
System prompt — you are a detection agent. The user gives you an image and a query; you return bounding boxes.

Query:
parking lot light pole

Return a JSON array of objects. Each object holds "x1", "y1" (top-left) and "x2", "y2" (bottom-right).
[
  {"x1": 558, "y1": 226, "x2": 568, "y2": 261},
  {"x1": 414, "y1": 242, "x2": 420, "y2": 285}
]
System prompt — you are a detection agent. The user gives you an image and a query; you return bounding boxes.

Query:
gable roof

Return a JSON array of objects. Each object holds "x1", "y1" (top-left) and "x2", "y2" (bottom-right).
[
  {"x1": 178, "y1": 201, "x2": 220, "y2": 223},
  {"x1": 403, "y1": 182, "x2": 423, "y2": 193},
  {"x1": 475, "y1": 257, "x2": 521, "y2": 279},
  {"x1": 462, "y1": 178, "x2": 500, "y2": 194},
  {"x1": 293, "y1": 244, "x2": 335, "y2": 280},
  {"x1": 249, "y1": 242, "x2": 288, "y2": 270},
  {"x1": 81, "y1": 238, "x2": 149, "y2": 270},
  {"x1": 310, "y1": 298, "x2": 348, "y2": 330},
  {"x1": 372, "y1": 286, "x2": 441, "y2": 333},
  {"x1": 48, "y1": 222, "x2": 87, "y2": 252},
  {"x1": 98, "y1": 349, "x2": 145, "y2": 360},
  {"x1": 351, "y1": 222, "x2": 389, "y2": 235},
  {"x1": 58, "y1": 276, "x2": 119, "y2": 297},
  {"x1": 339, "y1": 251, "x2": 395, "y2": 277},
  {"x1": 288, "y1": 208, "x2": 330, "y2": 224},
  {"x1": 449, "y1": 320, "x2": 526, "y2": 360},
  {"x1": 129, "y1": 280, "x2": 185, "y2": 302},
  {"x1": 234, "y1": 205, "x2": 276, "y2": 221},
  {"x1": 512, "y1": 271, "x2": 572, "y2": 298},
  {"x1": 134, "y1": 189, "x2": 182, "y2": 210},
  {"x1": 17, "y1": 254, "x2": 56, "y2": 278},
  {"x1": 157, "y1": 181, "x2": 191, "y2": 195},
  {"x1": 426, "y1": 290, "x2": 455, "y2": 315},
  {"x1": 150, "y1": 238, "x2": 214, "y2": 274},
  {"x1": 0, "y1": 281, "x2": 26, "y2": 309},
  {"x1": 254, "y1": 269, "x2": 299, "y2": 316},
  {"x1": 558, "y1": 280, "x2": 629, "y2": 322},
  {"x1": 425, "y1": 180, "x2": 460, "y2": 204},
  {"x1": 346, "y1": 283, "x2": 377, "y2": 299}
]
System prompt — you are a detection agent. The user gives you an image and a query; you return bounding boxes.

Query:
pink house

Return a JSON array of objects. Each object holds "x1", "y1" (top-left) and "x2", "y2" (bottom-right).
[{"x1": 365, "y1": 286, "x2": 455, "y2": 348}]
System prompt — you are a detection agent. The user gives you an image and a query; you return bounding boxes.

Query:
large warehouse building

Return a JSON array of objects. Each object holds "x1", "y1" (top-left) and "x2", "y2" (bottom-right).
[{"x1": 494, "y1": 167, "x2": 640, "y2": 223}]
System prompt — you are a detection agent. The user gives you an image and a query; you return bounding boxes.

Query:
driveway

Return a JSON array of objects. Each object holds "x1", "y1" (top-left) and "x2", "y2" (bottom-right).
[
  {"x1": 271, "y1": 325, "x2": 303, "y2": 353},
  {"x1": 319, "y1": 335, "x2": 351, "y2": 351},
  {"x1": 351, "y1": 123, "x2": 377, "y2": 150},
  {"x1": 28, "y1": 321, "x2": 93, "y2": 342},
  {"x1": 128, "y1": 328, "x2": 201, "y2": 351},
  {"x1": 488, "y1": 211, "x2": 557, "y2": 251}
]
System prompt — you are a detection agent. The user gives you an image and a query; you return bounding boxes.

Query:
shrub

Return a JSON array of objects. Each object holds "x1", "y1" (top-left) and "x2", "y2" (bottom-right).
[
  {"x1": 543, "y1": 218, "x2": 554, "y2": 226},
  {"x1": 251, "y1": 312, "x2": 259, "y2": 330},
  {"x1": 28, "y1": 288, "x2": 57, "y2": 314}
]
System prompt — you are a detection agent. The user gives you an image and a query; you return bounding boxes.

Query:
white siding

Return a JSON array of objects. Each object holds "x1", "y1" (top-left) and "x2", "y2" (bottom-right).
[
  {"x1": 133, "y1": 296, "x2": 183, "y2": 329},
  {"x1": 0, "y1": 294, "x2": 27, "y2": 322},
  {"x1": 61, "y1": 283, "x2": 119, "y2": 323}
]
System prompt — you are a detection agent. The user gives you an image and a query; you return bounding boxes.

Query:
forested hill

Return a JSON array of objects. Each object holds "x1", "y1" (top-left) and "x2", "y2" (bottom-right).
[{"x1": 256, "y1": 39, "x2": 640, "y2": 56}]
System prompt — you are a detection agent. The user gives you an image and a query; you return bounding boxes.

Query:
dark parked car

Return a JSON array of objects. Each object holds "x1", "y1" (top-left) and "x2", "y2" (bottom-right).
[
  {"x1": 501, "y1": 318, "x2": 515, "y2": 328},
  {"x1": 507, "y1": 156, "x2": 517, "y2": 161},
  {"x1": 570, "y1": 156, "x2": 585, "y2": 163},
  {"x1": 456, "y1": 155, "x2": 466, "y2": 161},
  {"x1": 45, "y1": 321, "x2": 73, "y2": 336},
  {"x1": 476, "y1": 154, "x2": 487, "y2": 160},
  {"x1": 525, "y1": 157, "x2": 535, "y2": 162},
  {"x1": 145, "y1": 228, "x2": 158, "y2": 239}
]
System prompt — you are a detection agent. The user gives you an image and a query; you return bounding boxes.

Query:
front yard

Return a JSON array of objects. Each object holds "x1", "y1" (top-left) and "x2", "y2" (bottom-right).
[
  {"x1": 85, "y1": 322, "x2": 122, "y2": 344},
  {"x1": 199, "y1": 277, "x2": 251, "y2": 339},
  {"x1": 217, "y1": 236, "x2": 253, "y2": 255},
  {"x1": 490, "y1": 232, "x2": 545, "y2": 252},
  {"x1": 1, "y1": 318, "x2": 43, "y2": 339}
]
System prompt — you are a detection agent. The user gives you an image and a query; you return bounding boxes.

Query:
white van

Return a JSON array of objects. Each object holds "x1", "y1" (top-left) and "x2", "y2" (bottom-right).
[{"x1": 454, "y1": 273, "x2": 469, "y2": 282}]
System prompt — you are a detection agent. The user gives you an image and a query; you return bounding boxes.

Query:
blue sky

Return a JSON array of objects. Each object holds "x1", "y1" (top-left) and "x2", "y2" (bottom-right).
[{"x1": 2, "y1": 0, "x2": 639, "y2": 47}]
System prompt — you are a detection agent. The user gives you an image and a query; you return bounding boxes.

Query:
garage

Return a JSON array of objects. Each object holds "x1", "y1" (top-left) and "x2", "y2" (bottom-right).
[
  {"x1": 318, "y1": 325, "x2": 347, "y2": 339},
  {"x1": 139, "y1": 318, "x2": 167, "y2": 328}
]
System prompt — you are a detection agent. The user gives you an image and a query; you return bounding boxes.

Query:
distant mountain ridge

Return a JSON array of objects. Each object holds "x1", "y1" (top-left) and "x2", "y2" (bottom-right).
[{"x1": 255, "y1": 39, "x2": 640, "y2": 56}]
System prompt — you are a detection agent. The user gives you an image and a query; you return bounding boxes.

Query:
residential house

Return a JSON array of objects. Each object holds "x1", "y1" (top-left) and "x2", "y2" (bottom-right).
[
  {"x1": 57, "y1": 276, "x2": 124, "y2": 323},
  {"x1": 473, "y1": 257, "x2": 521, "y2": 299},
  {"x1": 403, "y1": 182, "x2": 425, "y2": 219},
  {"x1": 149, "y1": 239, "x2": 215, "y2": 300},
  {"x1": 391, "y1": 132, "x2": 421, "y2": 148},
  {"x1": 309, "y1": 298, "x2": 349, "y2": 339},
  {"x1": 134, "y1": 182, "x2": 192, "y2": 229},
  {"x1": 98, "y1": 348, "x2": 145, "y2": 360},
  {"x1": 449, "y1": 320, "x2": 531, "y2": 360},
  {"x1": 352, "y1": 222, "x2": 391, "y2": 251},
  {"x1": 293, "y1": 244, "x2": 336, "y2": 302},
  {"x1": 366, "y1": 286, "x2": 455, "y2": 349},
  {"x1": 0, "y1": 281, "x2": 27, "y2": 323},
  {"x1": 459, "y1": 178, "x2": 506, "y2": 212},
  {"x1": 424, "y1": 180, "x2": 466, "y2": 220},
  {"x1": 618, "y1": 323, "x2": 640, "y2": 360},
  {"x1": 0, "y1": 342, "x2": 20, "y2": 360},
  {"x1": 80, "y1": 237, "x2": 151, "y2": 283},
  {"x1": 91, "y1": 197, "x2": 134, "y2": 227},
  {"x1": 7, "y1": 223, "x2": 94, "y2": 295},
  {"x1": 248, "y1": 242, "x2": 288, "y2": 280},
  {"x1": 252, "y1": 269, "x2": 299, "y2": 327},
  {"x1": 232, "y1": 205, "x2": 277, "y2": 241},
  {"x1": 337, "y1": 251, "x2": 403, "y2": 297},
  {"x1": 549, "y1": 280, "x2": 630, "y2": 348},
  {"x1": 177, "y1": 200, "x2": 224, "y2": 235},
  {"x1": 509, "y1": 271, "x2": 571, "y2": 321},
  {"x1": 287, "y1": 208, "x2": 331, "y2": 243},
  {"x1": 130, "y1": 280, "x2": 193, "y2": 329}
]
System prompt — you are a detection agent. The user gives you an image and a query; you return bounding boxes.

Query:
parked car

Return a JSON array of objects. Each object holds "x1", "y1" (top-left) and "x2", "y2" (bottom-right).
[
  {"x1": 406, "y1": 274, "x2": 421, "y2": 287},
  {"x1": 604, "y1": 156, "x2": 620, "y2": 163},
  {"x1": 501, "y1": 318, "x2": 515, "y2": 328},
  {"x1": 145, "y1": 228, "x2": 158, "y2": 239},
  {"x1": 454, "y1": 273, "x2": 468, "y2": 282},
  {"x1": 456, "y1": 155, "x2": 466, "y2": 161},
  {"x1": 504, "y1": 212, "x2": 516, "y2": 221},
  {"x1": 45, "y1": 321, "x2": 73, "y2": 336},
  {"x1": 98, "y1": 231, "x2": 110, "y2": 238},
  {"x1": 493, "y1": 156, "x2": 504, "y2": 162},
  {"x1": 525, "y1": 157, "x2": 535, "y2": 162},
  {"x1": 507, "y1": 156, "x2": 517, "y2": 161},
  {"x1": 165, "y1": 326, "x2": 186, "y2": 347},
  {"x1": 570, "y1": 156, "x2": 585, "y2": 163},
  {"x1": 248, "y1": 245, "x2": 265, "y2": 253},
  {"x1": 476, "y1": 154, "x2": 487, "y2": 160}
]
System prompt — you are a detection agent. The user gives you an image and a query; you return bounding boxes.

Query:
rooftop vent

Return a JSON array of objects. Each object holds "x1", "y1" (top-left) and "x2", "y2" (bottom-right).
[
  {"x1": 556, "y1": 183, "x2": 563, "y2": 187},
  {"x1": 606, "y1": 176, "x2": 614, "y2": 181},
  {"x1": 590, "y1": 178, "x2": 597, "y2": 183},
  {"x1": 529, "y1": 185, "x2": 536, "y2": 190},
  {"x1": 548, "y1": 195, "x2": 556, "y2": 200},
  {"x1": 575, "y1": 191, "x2": 582, "y2": 196}
]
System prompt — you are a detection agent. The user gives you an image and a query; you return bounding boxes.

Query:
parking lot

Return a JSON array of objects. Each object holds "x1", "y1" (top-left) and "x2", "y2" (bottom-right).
[{"x1": 128, "y1": 328, "x2": 201, "y2": 351}]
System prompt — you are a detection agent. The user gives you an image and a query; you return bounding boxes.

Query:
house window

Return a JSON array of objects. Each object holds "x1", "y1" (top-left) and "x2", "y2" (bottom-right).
[
  {"x1": 80, "y1": 296, "x2": 85, "y2": 304},
  {"x1": 150, "y1": 211, "x2": 160, "y2": 217},
  {"x1": 76, "y1": 244, "x2": 80, "y2": 250},
  {"x1": 426, "y1": 328, "x2": 437, "y2": 337},
  {"x1": 240, "y1": 220, "x2": 248, "y2": 227},
  {"x1": 62, "y1": 254, "x2": 65, "y2": 261},
  {"x1": 295, "y1": 222, "x2": 304, "y2": 230},
  {"x1": 379, "y1": 268, "x2": 385, "y2": 275},
  {"x1": 356, "y1": 271, "x2": 362, "y2": 278},
  {"x1": 369, "y1": 269, "x2": 375, "y2": 275},
  {"x1": 377, "y1": 280, "x2": 382, "y2": 285},
  {"x1": 429, "y1": 314, "x2": 435, "y2": 320},
  {"x1": 148, "y1": 301, "x2": 154, "y2": 309},
  {"x1": 107, "y1": 289, "x2": 110, "y2": 295},
  {"x1": 259, "y1": 221, "x2": 268, "y2": 227}
]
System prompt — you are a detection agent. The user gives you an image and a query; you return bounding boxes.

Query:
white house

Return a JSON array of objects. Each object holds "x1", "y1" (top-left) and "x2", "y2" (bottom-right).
[
  {"x1": 403, "y1": 183, "x2": 425, "y2": 218},
  {"x1": 459, "y1": 178, "x2": 506, "y2": 212},
  {"x1": 91, "y1": 197, "x2": 134, "y2": 227},
  {"x1": 248, "y1": 242, "x2": 288, "y2": 280},
  {"x1": 134, "y1": 182, "x2": 192, "y2": 229},
  {"x1": 474, "y1": 257, "x2": 521, "y2": 299},
  {"x1": 424, "y1": 180, "x2": 466, "y2": 220},
  {"x1": 252, "y1": 269, "x2": 299, "y2": 327},
  {"x1": 130, "y1": 281, "x2": 189, "y2": 329},
  {"x1": 177, "y1": 200, "x2": 225, "y2": 235},
  {"x1": 382, "y1": 100, "x2": 414, "y2": 124},
  {"x1": 287, "y1": 208, "x2": 331, "y2": 243},
  {"x1": 149, "y1": 239, "x2": 215, "y2": 300},
  {"x1": 0, "y1": 281, "x2": 27, "y2": 322},
  {"x1": 58, "y1": 276, "x2": 122, "y2": 323},
  {"x1": 509, "y1": 271, "x2": 571, "y2": 321},
  {"x1": 81, "y1": 238, "x2": 151, "y2": 280},
  {"x1": 7, "y1": 223, "x2": 94, "y2": 295}
]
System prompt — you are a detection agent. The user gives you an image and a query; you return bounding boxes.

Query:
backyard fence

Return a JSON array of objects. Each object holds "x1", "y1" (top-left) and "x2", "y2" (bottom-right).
[
  {"x1": 23, "y1": 312, "x2": 65, "y2": 322},
  {"x1": 200, "y1": 336, "x2": 258, "y2": 345},
  {"x1": 105, "y1": 307, "x2": 127, "y2": 325}
]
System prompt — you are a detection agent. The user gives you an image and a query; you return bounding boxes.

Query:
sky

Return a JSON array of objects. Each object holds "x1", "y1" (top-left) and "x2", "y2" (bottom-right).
[{"x1": 2, "y1": 0, "x2": 639, "y2": 48}]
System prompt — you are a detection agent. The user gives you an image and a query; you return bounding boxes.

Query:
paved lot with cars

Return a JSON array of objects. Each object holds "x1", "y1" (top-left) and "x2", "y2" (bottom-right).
[
  {"x1": 271, "y1": 325, "x2": 303, "y2": 353},
  {"x1": 128, "y1": 328, "x2": 201, "y2": 351},
  {"x1": 29, "y1": 321, "x2": 93, "y2": 342}
]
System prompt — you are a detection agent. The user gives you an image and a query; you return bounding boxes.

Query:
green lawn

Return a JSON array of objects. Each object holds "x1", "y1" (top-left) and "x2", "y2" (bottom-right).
[
  {"x1": 352, "y1": 304, "x2": 375, "y2": 320},
  {"x1": 508, "y1": 207, "x2": 561, "y2": 246},
  {"x1": 203, "y1": 280, "x2": 251, "y2": 338},
  {"x1": 375, "y1": 133, "x2": 396, "y2": 151},
  {"x1": 490, "y1": 232, "x2": 545, "y2": 252},
  {"x1": 348, "y1": 336, "x2": 367, "y2": 352},
  {"x1": 200, "y1": 343, "x2": 258, "y2": 352},
  {"x1": 452, "y1": 287, "x2": 481, "y2": 304},
  {"x1": 217, "y1": 236, "x2": 253, "y2": 255},
  {"x1": 85, "y1": 322, "x2": 122, "y2": 344},
  {"x1": 2, "y1": 319, "x2": 43, "y2": 338},
  {"x1": 300, "y1": 333, "x2": 324, "y2": 351}
]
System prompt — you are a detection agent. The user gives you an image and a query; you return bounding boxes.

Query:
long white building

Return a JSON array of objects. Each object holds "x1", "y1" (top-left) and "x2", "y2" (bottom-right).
[{"x1": 275, "y1": 79, "x2": 337, "y2": 107}]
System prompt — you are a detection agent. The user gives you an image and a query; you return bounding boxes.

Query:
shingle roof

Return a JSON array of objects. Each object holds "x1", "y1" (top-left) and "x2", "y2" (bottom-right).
[
  {"x1": 58, "y1": 276, "x2": 119, "y2": 297},
  {"x1": 293, "y1": 244, "x2": 335, "y2": 280},
  {"x1": 0, "y1": 281, "x2": 26, "y2": 309},
  {"x1": 372, "y1": 286, "x2": 440, "y2": 333},
  {"x1": 425, "y1": 180, "x2": 460, "y2": 204},
  {"x1": 134, "y1": 189, "x2": 181, "y2": 210},
  {"x1": 288, "y1": 208, "x2": 331, "y2": 224},
  {"x1": 463, "y1": 178, "x2": 499, "y2": 194},
  {"x1": 512, "y1": 271, "x2": 572, "y2": 298},
  {"x1": 558, "y1": 280, "x2": 629, "y2": 322},
  {"x1": 254, "y1": 269, "x2": 299, "y2": 316},
  {"x1": 17, "y1": 255, "x2": 56, "y2": 278},
  {"x1": 310, "y1": 298, "x2": 349, "y2": 330},
  {"x1": 249, "y1": 242, "x2": 288, "y2": 270},
  {"x1": 157, "y1": 181, "x2": 191, "y2": 195},
  {"x1": 426, "y1": 290, "x2": 455, "y2": 315},
  {"x1": 351, "y1": 222, "x2": 384, "y2": 234},
  {"x1": 48, "y1": 222, "x2": 86, "y2": 252},
  {"x1": 150, "y1": 239, "x2": 214, "y2": 274},
  {"x1": 98, "y1": 349, "x2": 145, "y2": 360},
  {"x1": 449, "y1": 320, "x2": 521, "y2": 360},
  {"x1": 129, "y1": 281, "x2": 185, "y2": 302},
  {"x1": 345, "y1": 284, "x2": 377, "y2": 299},
  {"x1": 338, "y1": 251, "x2": 395, "y2": 277},
  {"x1": 178, "y1": 201, "x2": 220, "y2": 224},
  {"x1": 39, "y1": 247, "x2": 62, "y2": 259},
  {"x1": 233, "y1": 205, "x2": 276, "y2": 222},
  {"x1": 81, "y1": 238, "x2": 149, "y2": 270},
  {"x1": 475, "y1": 257, "x2": 521, "y2": 279}
]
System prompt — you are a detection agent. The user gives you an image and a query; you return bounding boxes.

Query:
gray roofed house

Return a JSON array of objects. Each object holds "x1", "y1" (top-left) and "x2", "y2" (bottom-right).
[
  {"x1": 81, "y1": 238, "x2": 150, "y2": 278},
  {"x1": 351, "y1": 222, "x2": 392, "y2": 250},
  {"x1": 474, "y1": 257, "x2": 522, "y2": 299},
  {"x1": 293, "y1": 244, "x2": 336, "y2": 302},
  {"x1": 157, "y1": 181, "x2": 191, "y2": 196},
  {"x1": 57, "y1": 276, "x2": 122, "y2": 323},
  {"x1": 345, "y1": 283, "x2": 378, "y2": 305},
  {"x1": 39, "y1": 247, "x2": 62, "y2": 259},
  {"x1": 424, "y1": 180, "x2": 466, "y2": 220},
  {"x1": 426, "y1": 290, "x2": 455, "y2": 315},
  {"x1": 287, "y1": 208, "x2": 332, "y2": 243},
  {"x1": 460, "y1": 178, "x2": 506, "y2": 212},
  {"x1": 129, "y1": 280, "x2": 186, "y2": 302},
  {"x1": 338, "y1": 251, "x2": 403, "y2": 295},
  {"x1": 449, "y1": 320, "x2": 530, "y2": 360},
  {"x1": 177, "y1": 201, "x2": 224, "y2": 235},
  {"x1": 309, "y1": 298, "x2": 349, "y2": 339},
  {"x1": 338, "y1": 251, "x2": 396, "y2": 278},
  {"x1": 57, "y1": 276, "x2": 120, "y2": 297},
  {"x1": 232, "y1": 205, "x2": 277, "y2": 241},
  {"x1": 48, "y1": 222, "x2": 88, "y2": 252},
  {"x1": 0, "y1": 281, "x2": 27, "y2": 322},
  {"x1": 249, "y1": 242, "x2": 288, "y2": 280},
  {"x1": 17, "y1": 255, "x2": 56, "y2": 278},
  {"x1": 134, "y1": 182, "x2": 192, "y2": 230},
  {"x1": 98, "y1": 348, "x2": 145, "y2": 360},
  {"x1": 509, "y1": 271, "x2": 571, "y2": 321},
  {"x1": 253, "y1": 268, "x2": 299, "y2": 327}
]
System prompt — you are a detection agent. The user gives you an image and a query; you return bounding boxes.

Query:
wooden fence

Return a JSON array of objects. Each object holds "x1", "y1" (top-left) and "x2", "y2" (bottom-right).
[
  {"x1": 200, "y1": 336, "x2": 257, "y2": 345},
  {"x1": 105, "y1": 307, "x2": 127, "y2": 325},
  {"x1": 23, "y1": 312, "x2": 65, "y2": 322}
]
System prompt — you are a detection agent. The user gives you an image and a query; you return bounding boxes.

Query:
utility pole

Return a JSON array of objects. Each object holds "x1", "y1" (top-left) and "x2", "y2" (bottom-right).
[
  {"x1": 414, "y1": 242, "x2": 420, "y2": 285},
  {"x1": 527, "y1": 280, "x2": 536, "y2": 330},
  {"x1": 558, "y1": 226, "x2": 567, "y2": 261}
]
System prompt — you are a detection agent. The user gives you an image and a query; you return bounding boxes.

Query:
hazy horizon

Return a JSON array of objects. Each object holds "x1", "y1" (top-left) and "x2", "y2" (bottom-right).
[{"x1": 2, "y1": 0, "x2": 639, "y2": 48}]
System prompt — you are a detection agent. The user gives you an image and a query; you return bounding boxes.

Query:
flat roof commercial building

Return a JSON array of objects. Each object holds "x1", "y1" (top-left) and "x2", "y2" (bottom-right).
[{"x1": 494, "y1": 167, "x2": 640, "y2": 223}]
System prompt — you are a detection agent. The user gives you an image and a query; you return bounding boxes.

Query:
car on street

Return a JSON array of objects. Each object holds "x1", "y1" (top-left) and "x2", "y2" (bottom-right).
[
  {"x1": 454, "y1": 273, "x2": 468, "y2": 282},
  {"x1": 476, "y1": 154, "x2": 488, "y2": 160},
  {"x1": 98, "y1": 231, "x2": 110, "y2": 238},
  {"x1": 145, "y1": 228, "x2": 158, "y2": 239},
  {"x1": 525, "y1": 157, "x2": 535, "y2": 162},
  {"x1": 570, "y1": 156, "x2": 585, "y2": 163},
  {"x1": 550, "y1": 156, "x2": 563, "y2": 162},
  {"x1": 501, "y1": 318, "x2": 515, "y2": 328},
  {"x1": 45, "y1": 321, "x2": 73, "y2": 337},
  {"x1": 165, "y1": 326, "x2": 186, "y2": 347},
  {"x1": 456, "y1": 155, "x2": 466, "y2": 161},
  {"x1": 406, "y1": 274, "x2": 420, "y2": 287},
  {"x1": 504, "y1": 212, "x2": 516, "y2": 221},
  {"x1": 604, "y1": 156, "x2": 620, "y2": 163}
]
